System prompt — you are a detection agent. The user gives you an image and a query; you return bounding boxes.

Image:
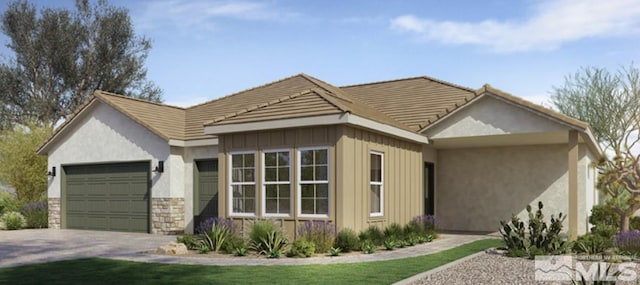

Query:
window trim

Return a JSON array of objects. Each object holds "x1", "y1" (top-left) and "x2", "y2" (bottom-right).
[
  {"x1": 262, "y1": 149, "x2": 292, "y2": 218},
  {"x1": 228, "y1": 151, "x2": 257, "y2": 217},
  {"x1": 370, "y1": 151, "x2": 384, "y2": 217},
  {"x1": 297, "y1": 146, "x2": 330, "y2": 219}
]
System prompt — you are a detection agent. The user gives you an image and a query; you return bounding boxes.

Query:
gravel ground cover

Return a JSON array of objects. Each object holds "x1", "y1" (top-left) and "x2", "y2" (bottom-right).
[{"x1": 412, "y1": 251, "x2": 640, "y2": 285}]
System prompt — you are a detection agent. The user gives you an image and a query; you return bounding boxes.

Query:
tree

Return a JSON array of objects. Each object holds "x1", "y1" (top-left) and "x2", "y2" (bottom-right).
[
  {"x1": 0, "y1": 0, "x2": 161, "y2": 129},
  {"x1": 551, "y1": 64, "x2": 640, "y2": 232},
  {"x1": 0, "y1": 123, "x2": 51, "y2": 202}
]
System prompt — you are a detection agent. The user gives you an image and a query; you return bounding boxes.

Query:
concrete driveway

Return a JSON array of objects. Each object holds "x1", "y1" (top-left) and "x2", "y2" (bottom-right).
[{"x1": 0, "y1": 229, "x2": 175, "y2": 268}]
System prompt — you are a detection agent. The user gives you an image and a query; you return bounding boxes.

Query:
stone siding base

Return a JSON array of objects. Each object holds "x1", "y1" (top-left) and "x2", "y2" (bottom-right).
[
  {"x1": 151, "y1": 198, "x2": 185, "y2": 235},
  {"x1": 48, "y1": 198, "x2": 61, "y2": 229}
]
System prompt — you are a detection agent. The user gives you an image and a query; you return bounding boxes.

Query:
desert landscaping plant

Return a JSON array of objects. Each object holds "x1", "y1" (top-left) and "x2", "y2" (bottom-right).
[
  {"x1": 500, "y1": 201, "x2": 569, "y2": 258},
  {"x1": 1, "y1": 211, "x2": 25, "y2": 230},
  {"x1": 297, "y1": 220, "x2": 335, "y2": 253},
  {"x1": 615, "y1": 230, "x2": 640, "y2": 256},
  {"x1": 287, "y1": 239, "x2": 316, "y2": 258},
  {"x1": 358, "y1": 225, "x2": 385, "y2": 246},
  {"x1": 248, "y1": 219, "x2": 288, "y2": 257},
  {"x1": 335, "y1": 228, "x2": 360, "y2": 252},
  {"x1": 328, "y1": 247, "x2": 342, "y2": 256},
  {"x1": 20, "y1": 201, "x2": 47, "y2": 228},
  {"x1": 198, "y1": 218, "x2": 234, "y2": 252}
]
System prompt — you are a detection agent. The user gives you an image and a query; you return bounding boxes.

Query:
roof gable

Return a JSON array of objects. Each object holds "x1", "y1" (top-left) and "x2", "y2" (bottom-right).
[
  {"x1": 185, "y1": 74, "x2": 322, "y2": 140},
  {"x1": 37, "y1": 91, "x2": 186, "y2": 154},
  {"x1": 95, "y1": 91, "x2": 186, "y2": 140},
  {"x1": 424, "y1": 96, "x2": 569, "y2": 139}
]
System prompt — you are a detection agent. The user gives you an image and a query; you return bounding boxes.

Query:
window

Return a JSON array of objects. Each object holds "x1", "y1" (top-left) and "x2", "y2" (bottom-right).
[
  {"x1": 230, "y1": 152, "x2": 256, "y2": 216},
  {"x1": 298, "y1": 147, "x2": 329, "y2": 217},
  {"x1": 370, "y1": 151, "x2": 383, "y2": 216},
  {"x1": 263, "y1": 150, "x2": 291, "y2": 216}
]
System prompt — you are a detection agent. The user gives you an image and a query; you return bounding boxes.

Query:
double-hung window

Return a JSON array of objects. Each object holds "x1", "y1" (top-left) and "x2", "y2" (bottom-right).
[
  {"x1": 230, "y1": 152, "x2": 256, "y2": 216},
  {"x1": 370, "y1": 151, "x2": 383, "y2": 216},
  {"x1": 299, "y1": 147, "x2": 329, "y2": 217},
  {"x1": 263, "y1": 150, "x2": 291, "y2": 216}
]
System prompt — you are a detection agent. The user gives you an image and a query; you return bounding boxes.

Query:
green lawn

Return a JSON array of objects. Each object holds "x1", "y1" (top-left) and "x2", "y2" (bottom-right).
[{"x1": 0, "y1": 239, "x2": 502, "y2": 285}]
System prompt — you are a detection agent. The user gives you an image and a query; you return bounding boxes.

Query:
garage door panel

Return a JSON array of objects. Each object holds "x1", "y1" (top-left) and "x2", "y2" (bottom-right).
[{"x1": 64, "y1": 162, "x2": 150, "y2": 233}]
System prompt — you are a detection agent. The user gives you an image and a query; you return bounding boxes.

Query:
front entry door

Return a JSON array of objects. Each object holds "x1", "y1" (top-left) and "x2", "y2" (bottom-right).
[
  {"x1": 194, "y1": 159, "x2": 218, "y2": 230},
  {"x1": 424, "y1": 162, "x2": 435, "y2": 215}
]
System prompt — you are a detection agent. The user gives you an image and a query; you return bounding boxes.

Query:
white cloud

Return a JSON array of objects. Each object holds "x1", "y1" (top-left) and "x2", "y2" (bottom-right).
[
  {"x1": 136, "y1": 0, "x2": 296, "y2": 31},
  {"x1": 390, "y1": 0, "x2": 640, "y2": 52}
]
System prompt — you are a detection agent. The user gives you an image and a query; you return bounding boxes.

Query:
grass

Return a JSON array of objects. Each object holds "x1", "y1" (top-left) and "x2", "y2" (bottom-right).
[{"x1": 0, "y1": 239, "x2": 502, "y2": 285}]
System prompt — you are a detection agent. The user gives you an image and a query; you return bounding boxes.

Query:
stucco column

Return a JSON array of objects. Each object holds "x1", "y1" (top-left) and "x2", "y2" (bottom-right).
[{"x1": 568, "y1": 130, "x2": 579, "y2": 240}]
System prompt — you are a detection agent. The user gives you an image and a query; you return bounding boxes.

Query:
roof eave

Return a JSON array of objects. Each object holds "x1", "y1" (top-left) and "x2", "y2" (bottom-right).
[{"x1": 204, "y1": 113, "x2": 428, "y2": 144}]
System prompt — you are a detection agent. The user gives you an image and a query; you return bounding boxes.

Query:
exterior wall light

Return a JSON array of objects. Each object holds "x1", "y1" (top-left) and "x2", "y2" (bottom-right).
[
  {"x1": 48, "y1": 166, "x2": 56, "y2": 177},
  {"x1": 153, "y1": 161, "x2": 164, "y2": 173}
]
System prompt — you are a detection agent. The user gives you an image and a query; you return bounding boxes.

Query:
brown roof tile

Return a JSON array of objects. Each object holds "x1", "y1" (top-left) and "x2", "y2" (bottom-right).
[
  {"x1": 342, "y1": 76, "x2": 477, "y2": 131},
  {"x1": 96, "y1": 91, "x2": 186, "y2": 140}
]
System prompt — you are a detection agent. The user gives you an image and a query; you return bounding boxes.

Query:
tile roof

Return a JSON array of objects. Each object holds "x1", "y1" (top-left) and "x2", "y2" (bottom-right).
[
  {"x1": 342, "y1": 76, "x2": 477, "y2": 131},
  {"x1": 39, "y1": 73, "x2": 597, "y2": 153},
  {"x1": 95, "y1": 91, "x2": 186, "y2": 140},
  {"x1": 204, "y1": 86, "x2": 413, "y2": 132}
]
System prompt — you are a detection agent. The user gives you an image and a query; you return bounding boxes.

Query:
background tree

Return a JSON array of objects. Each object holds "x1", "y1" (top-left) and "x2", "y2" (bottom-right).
[
  {"x1": 0, "y1": 0, "x2": 162, "y2": 129},
  {"x1": 0, "y1": 123, "x2": 51, "y2": 202},
  {"x1": 551, "y1": 64, "x2": 640, "y2": 232}
]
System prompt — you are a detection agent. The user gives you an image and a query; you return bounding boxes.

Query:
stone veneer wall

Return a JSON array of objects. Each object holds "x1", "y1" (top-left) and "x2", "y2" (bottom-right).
[
  {"x1": 151, "y1": 198, "x2": 185, "y2": 234},
  {"x1": 48, "y1": 198, "x2": 61, "y2": 229}
]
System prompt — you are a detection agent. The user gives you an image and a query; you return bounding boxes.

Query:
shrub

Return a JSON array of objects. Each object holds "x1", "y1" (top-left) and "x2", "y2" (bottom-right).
[
  {"x1": 499, "y1": 201, "x2": 569, "y2": 258},
  {"x1": 297, "y1": 220, "x2": 335, "y2": 253},
  {"x1": 255, "y1": 231, "x2": 288, "y2": 258},
  {"x1": 1, "y1": 211, "x2": 25, "y2": 230},
  {"x1": 248, "y1": 219, "x2": 288, "y2": 257},
  {"x1": 222, "y1": 235, "x2": 246, "y2": 254},
  {"x1": 287, "y1": 239, "x2": 315, "y2": 258},
  {"x1": 234, "y1": 247, "x2": 247, "y2": 256},
  {"x1": 176, "y1": 233, "x2": 199, "y2": 250},
  {"x1": 383, "y1": 239, "x2": 395, "y2": 250},
  {"x1": 20, "y1": 201, "x2": 47, "y2": 228},
  {"x1": 248, "y1": 219, "x2": 278, "y2": 252},
  {"x1": 335, "y1": 228, "x2": 360, "y2": 252},
  {"x1": 200, "y1": 218, "x2": 234, "y2": 252},
  {"x1": 616, "y1": 230, "x2": 640, "y2": 255},
  {"x1": 383, "y1": 223, "x2": 404, "y2": 240},
  {"x1": 572, "y1": 233, "x2": 613, "y2": 254},
  {"x1": 329, "y1": 247, "x2": 342, "y2": 256},
  {"x1": 358, "y1": 225, "x2": 384, "y2": 246},
  {"x1": 361, "y1": 240, "x2": 376, "y2": 254},
  {"x1": 589, "y1": 205, "x2": 620, "y2": 239},
  {"x1": 202, "y1": 225, "x2": 230, "y2": 252},
  {"x1": 0, "y1": 191, "x2": 22, "y2": 215},
  {"x1": 196, "y1": 217, "x2": 235, "y2": 235},
  {"x1": 409, "y1": 215, "x2": 439, "y2": 236}
]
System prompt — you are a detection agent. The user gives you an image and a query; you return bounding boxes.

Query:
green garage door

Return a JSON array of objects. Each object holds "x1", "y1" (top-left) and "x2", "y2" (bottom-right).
[
  {"x1": 194, "y1": 159, "x2": 218, "y2": 230},
  {"x1": 64, "y1": 162, "x2": 150, "y2": 233}
]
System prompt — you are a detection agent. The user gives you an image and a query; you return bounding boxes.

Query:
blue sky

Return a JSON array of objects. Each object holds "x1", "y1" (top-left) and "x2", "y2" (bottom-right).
[{"x1": 2, "y1": 0, "x2": 640, "y2": 108}]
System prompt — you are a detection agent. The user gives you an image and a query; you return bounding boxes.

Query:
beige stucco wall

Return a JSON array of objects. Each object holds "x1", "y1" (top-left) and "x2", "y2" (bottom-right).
[
  {"x1": 46, "y1": 103, "x2": 171, "y2": 199},
  {"x1": 336, "y1": 126, "x2": 423, "y2": 232},
  {"x1": 436, "y1": 144, "x2": 577, "y2": 233},
  {"x1": 426, "y1": 96, "x2": 567, "y2": 139}
]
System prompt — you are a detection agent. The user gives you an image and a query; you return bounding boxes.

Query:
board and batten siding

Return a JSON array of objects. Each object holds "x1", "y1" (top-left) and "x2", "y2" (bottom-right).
[
  {"x1": 218, "y1": 126, "x2": 339, "y2": 239},
  {"x1": 336, "y1": 126, "x2": 423, "y2": 233}
]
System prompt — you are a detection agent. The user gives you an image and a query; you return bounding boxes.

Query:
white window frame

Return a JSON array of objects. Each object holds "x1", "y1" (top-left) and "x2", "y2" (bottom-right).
[
  {"x1": 297, "y1": 146, "x2": 330, "y2": 218},
  {"x1": 370, "y1": 151, "x2": 384, "y2": 217},
  {"x1": 228, "y1": 151, "x2": 257, "y2": 217},
  {"x1": 262, "y1": 149, "x2": 292, "y2": 217}
]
